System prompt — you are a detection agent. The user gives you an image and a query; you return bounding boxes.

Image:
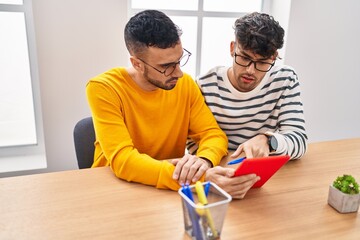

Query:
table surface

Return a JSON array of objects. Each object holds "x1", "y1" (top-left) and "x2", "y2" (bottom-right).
[{"x1": 1, "y1": 138, "x2": 359, "y2": 240}]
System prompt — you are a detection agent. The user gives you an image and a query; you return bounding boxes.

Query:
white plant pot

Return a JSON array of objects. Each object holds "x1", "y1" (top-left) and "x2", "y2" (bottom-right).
[{"x1": 328, "y1": 185, "x2": 360, "y2": 213}]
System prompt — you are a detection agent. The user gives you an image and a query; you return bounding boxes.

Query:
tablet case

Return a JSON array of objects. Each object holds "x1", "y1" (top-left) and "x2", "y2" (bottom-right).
[{"x1": 233, "y1": 155, "x2": 290, "y2": 188}]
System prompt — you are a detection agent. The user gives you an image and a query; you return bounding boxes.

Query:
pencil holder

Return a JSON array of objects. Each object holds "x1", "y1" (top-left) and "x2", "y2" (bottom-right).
[{"x1": 178, "y1": 182, "x2": 232, "y2": 240}]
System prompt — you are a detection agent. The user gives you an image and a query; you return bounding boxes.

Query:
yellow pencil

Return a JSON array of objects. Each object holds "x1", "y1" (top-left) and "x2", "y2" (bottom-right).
[{"x1": 195, "y1": 181, "x2": 218, "y2": 238}]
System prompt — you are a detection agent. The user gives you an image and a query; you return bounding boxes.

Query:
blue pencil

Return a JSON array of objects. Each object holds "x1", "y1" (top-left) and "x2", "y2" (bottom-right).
[
  {"x1": 182, "y1": 184, "x2": 203, "y2": 239},
  {"x1": 204, "y1": 181, "x2": 211, "y2": 197},
  {"x1": 227, "y1": 157, "x2": 246, "y2": 165}
]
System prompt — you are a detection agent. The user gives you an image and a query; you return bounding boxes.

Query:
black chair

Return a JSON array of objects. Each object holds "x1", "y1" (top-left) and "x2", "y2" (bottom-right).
[{"x1": 73, "y1": 117, "x2": 95, "y2": 169}]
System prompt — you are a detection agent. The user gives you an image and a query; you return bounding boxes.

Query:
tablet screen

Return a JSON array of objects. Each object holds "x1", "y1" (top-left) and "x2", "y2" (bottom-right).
[{"x1": 233, "y1": 155, "x2": 290, "y2": 188}]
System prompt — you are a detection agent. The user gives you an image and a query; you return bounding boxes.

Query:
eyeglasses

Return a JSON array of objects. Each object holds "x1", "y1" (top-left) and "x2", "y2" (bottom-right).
[
  {"x1": 234, "y1": 52, "x2": 275, "y2": 72},
  {"x1": 138, "y1": 48, "x2": 192, "y2": 77}
]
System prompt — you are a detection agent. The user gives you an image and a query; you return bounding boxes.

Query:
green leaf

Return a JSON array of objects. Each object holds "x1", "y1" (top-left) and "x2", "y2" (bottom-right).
[{"x1": 332, "y1": 174, "x2": 359, "y2": 194}]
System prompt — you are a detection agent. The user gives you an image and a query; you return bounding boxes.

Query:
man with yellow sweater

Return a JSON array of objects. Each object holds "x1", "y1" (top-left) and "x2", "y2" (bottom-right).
[{"x1": 86, "y1": 10, "x2": 228, "y2": 191}]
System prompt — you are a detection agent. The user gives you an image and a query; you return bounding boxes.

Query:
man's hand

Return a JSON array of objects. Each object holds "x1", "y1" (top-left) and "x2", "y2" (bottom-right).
[
  {"x1": 205, "y1": 166, "x2": 260, "y2": 199},
  {"x1": 171, "y1": 154, "x2": 212, "y2": 185},
  {"x1": 231, "y1": 134, "x2": 269, "y2": 159}
]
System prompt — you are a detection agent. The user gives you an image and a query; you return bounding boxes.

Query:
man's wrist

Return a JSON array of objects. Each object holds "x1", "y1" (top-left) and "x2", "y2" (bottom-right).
[{"x1": 200, "y1": 157, "x2": 213, "y2": 167}]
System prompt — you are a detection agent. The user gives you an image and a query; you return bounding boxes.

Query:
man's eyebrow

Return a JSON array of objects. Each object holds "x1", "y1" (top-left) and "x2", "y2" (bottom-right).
[
  {"x1": 159, "y1": 54, "x2": 183, "y2": 67},
  {"x1": 159, "y1": 62, "x2": 175, "y2": 67},
  {"x1": 240, "y1": 51, "x2": 252, "y2": 58},
  {"x1": 240, "y1": 50, "x2": 268, "y2": 61}
]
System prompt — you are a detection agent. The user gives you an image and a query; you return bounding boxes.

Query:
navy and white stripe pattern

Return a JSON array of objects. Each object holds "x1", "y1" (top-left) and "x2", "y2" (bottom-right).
[{"x1": 187, "y1": 65, "x2": 307, "y2": 160}]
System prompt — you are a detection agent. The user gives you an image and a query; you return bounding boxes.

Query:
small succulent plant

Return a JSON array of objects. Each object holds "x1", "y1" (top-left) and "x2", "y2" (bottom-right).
[{"x1": 333, "y1": 174, "x2": 359, "y2": 195}]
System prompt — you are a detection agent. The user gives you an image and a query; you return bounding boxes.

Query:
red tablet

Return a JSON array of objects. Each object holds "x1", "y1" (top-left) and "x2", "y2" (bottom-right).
[{"x1": 233, "y1": 155, "x2": 290, "y2": 188}]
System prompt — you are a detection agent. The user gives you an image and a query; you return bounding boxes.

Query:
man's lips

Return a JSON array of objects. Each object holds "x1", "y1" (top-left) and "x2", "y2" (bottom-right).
[
  {"x1": 167, "y1": 78, "x2": 178, "y2": 84},
  {"x1": 168, "y1": 80, "x2": 177, "y2": 85},
  {"x1": 241, "y1": 75, "x2": 255, "y2": 84}
]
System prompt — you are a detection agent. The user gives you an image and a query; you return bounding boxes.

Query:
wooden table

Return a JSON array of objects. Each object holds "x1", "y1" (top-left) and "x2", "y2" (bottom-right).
[{"x1": 1, "y1": 138, "x2": 359, "y2": 239}]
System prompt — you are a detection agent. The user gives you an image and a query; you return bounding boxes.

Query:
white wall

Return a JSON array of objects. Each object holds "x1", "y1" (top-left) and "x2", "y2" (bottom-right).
[
  {"x1": 1, "y1": 0, "x2": 129, "y2": 177},
  {"x1": 3, "y1": 0, "x2": 359, "y2": 177},
  {"x1": 268, "y1": 0, "x2": 291, "y2": 65},
  {"x1": 34, "y1": 0, "x2": 129, "y2": 172},
  {"x1": 284, "y1": 0, "x2": 360, "y2": 143}
]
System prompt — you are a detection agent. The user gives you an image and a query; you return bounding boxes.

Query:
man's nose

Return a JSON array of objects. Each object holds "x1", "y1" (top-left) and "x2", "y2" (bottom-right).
[
  {"x1": 171, "y1": 63, "x2": 183, "y2": 78},
  {"x1": 246, "y1": 61, "x2": 256, "y2": 74}
]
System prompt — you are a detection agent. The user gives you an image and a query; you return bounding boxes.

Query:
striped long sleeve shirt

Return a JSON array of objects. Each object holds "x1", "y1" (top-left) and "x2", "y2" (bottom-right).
[{"x1": 188, "y1": 65, "x2": 307, "y2": 160}]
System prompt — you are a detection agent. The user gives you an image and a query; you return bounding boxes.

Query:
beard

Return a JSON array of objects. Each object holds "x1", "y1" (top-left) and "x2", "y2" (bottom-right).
[{"x1": 143, "y1": 67, "x2": 178, "y2": 90}]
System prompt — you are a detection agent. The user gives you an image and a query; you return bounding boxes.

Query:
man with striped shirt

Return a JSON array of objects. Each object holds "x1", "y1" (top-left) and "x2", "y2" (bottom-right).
[{"x1": 191, "y1": 12, "x2": 307, "y2": 198}]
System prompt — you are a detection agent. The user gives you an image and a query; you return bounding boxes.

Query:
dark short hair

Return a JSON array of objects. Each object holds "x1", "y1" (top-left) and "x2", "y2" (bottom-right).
[
  {"x1": 124, "y1": 10, "x2": 182, "y2": 56},
  {"x1": 234, "y1": 12, "x2": 284, "y2": 58}
]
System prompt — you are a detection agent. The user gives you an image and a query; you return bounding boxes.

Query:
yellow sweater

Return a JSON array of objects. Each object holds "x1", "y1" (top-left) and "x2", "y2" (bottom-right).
[{"x1": 86, "y1": 67, "x2": 227, "y2": 190}]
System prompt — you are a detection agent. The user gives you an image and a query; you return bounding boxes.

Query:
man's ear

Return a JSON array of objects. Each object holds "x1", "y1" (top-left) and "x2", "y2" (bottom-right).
[
  {"x1": 230, "y1": 41, "x2": 235, "y2": 57},
  {"x1": 130, "y1": 56, "x2": 142, "y2": 71},
  {"x1": 272, "y1": 51, "x2": 279, "y2": 60}
]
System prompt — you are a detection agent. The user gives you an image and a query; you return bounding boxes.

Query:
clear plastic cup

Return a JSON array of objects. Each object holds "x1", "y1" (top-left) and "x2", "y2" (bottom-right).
[{"x1": 178, "y1": 182, "x2": 232, "y2": 240}]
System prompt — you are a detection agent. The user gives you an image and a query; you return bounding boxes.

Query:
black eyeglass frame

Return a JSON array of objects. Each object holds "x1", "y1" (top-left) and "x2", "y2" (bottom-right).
[
  {"x1": 138, "y1": 48, "x2": 192, "y2": 77},
  {"x1": 234, "y1": 52, "x2": 275, "y2": 72}
]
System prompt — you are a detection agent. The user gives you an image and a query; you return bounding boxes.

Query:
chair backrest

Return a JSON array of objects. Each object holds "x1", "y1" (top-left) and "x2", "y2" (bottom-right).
[{"x1": 73, "y1": 117, "x2": 95, "y2": 169}]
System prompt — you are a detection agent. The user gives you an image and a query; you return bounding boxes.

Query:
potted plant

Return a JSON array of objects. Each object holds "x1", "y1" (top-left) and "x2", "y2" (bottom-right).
[{"x1": 328, "y1": 174, "x2": 360, "y2": 213}]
